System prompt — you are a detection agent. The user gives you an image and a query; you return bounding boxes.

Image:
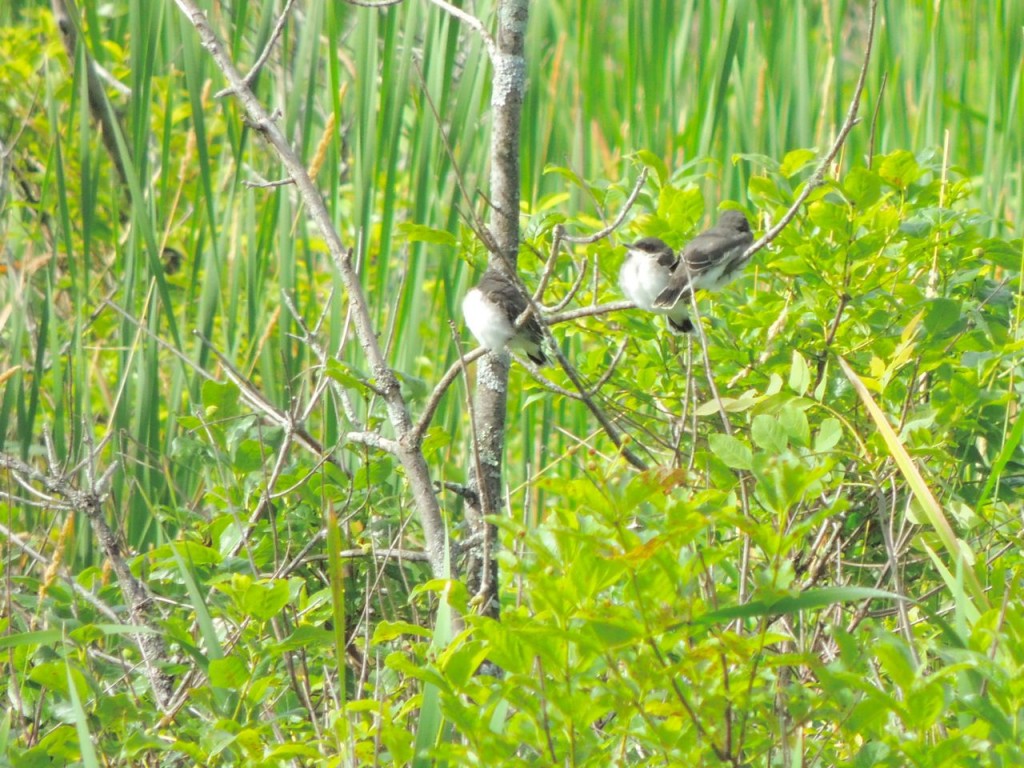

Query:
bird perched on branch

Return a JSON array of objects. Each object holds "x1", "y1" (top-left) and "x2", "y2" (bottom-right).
[
  {"x1": 462, "y1": 267, "x2": 548, "y2": 365},
  {"x1": 620, "y1": 210, "x2": 754, "y2": 332},
  {"x1": 653, "y1": 210, "x2": 754, "y2": 318},
  {"x1": 619, "y1": 236, "x2": 694, "y2": 332}
]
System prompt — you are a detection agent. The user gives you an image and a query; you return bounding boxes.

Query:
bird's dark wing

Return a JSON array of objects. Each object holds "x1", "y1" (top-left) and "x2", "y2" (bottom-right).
[
  {"x1": 682, "y1": 227, "x2": 752, "y2": 271},
  {"x1": 653, "y1": 226, "x2": 753, "y2": 308},
  {"x1": 477, "y1": 270, "x2": 528, "y2": 322},
  {"x1": 652, "y1": 270, "x2": 693, "y2": 309},
  {"x1": 478, "y1": 269, "x2": 545, "y2": 353}
]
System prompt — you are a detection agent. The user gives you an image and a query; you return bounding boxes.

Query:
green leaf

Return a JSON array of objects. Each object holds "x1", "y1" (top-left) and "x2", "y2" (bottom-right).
[
  {"x1": 0, "y1": 630, "x2": 64, "y2": 650},
  {"x1": 29, "y1": 661, "x2": 88, "y2": 698},
  {"x1": 779, "y1": 148, "x2": 817, "y2": 177},
  {"x1": 420, "y1": 427, "x2": 451, "y2": 459},
  {"x1": 732, "y1": 152, "x2": 780, "y2": 173},
  {"x1": 873, "y1": 634, "x2": 917, "y2": 691},
  {"x1": 692, "y1": 587, "x2": 907, "y2": 627},
  {"x1": 209, "y1": 656, "x2": 249, "y2": 689},
  {"x1": 808, "y1": 199, "x2": 849, "y2": 234},
  {"x1": 656, "y1": 184, "x2": 704, "y2": 233},
  {"x1": 748, "y1": 175, "x2": 784, "y2": 207},
  {"x1": 633, "y1": 149, "x2": 668, "y2": 185},
  {"x1": 240, "y1": 578, "x2": 291, "y2": 621},
  {"x1": 696, "y1": 391, "x2": 759, "y2": 416},
  {"x1": 879, "y1": 149, "x2": 923, "y2": 188},
  {"x1": 234, "y1": 438, "x2": 266, "y2": 472},
  {"x1": 789, "y1": 349, "x2": 811, "y2": 395},
  {"x1": 904, "y1": 680, "x2": 946, "y2": 730},
  {"x1": 265, "y1": 744, "x2": 324, "y2": 760},
  {"x1": 583, "y1": 615, "x2": 643, "y2": 648},
  {"x1": 397, "y1": 222, "x2": 456, "y2": 246},
  {"x1": 373, "y1": 621, "x2": 433, "y2": 644},
  {"x1": 778, "y1": 405, "x2": 811, "y2": 447},
  {"x1": 150, "y1": 540, "x2": 222, "y2": 568},
  {"x1": 273, "y1": 626, "x2": 334, "y2": 652},
  {"x1": 438, "y1": 639, "x2": 491, "y2": 688},
  {"x1": 923, "y1": 297, "x2": 961, "y2": 335},
  {"x1": 326, "y1": 359, "x2": 372, "y2": 392},
  {"x1": 709, "y1": 433, "x2": 753, "y2": 470},
  {"x1": 814, "y1": 418, "x2": 842, "y2": 452},
  {"x1": 201, "y1": 379, "x2": 240, "y2": 417},
  {"x1": 751, "y1": 414, "x2": 788, "y2": 453},
  {"x1": 843, "y1": 166, "x2": 882, "y2": 206}
]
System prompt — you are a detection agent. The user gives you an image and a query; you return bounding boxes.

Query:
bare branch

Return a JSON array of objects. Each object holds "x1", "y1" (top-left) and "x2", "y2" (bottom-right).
[
  {"x1": 242, "y1": 177, "x2": 295, "y2": 189},
  {"x1": 346, "y1": 431, "x2": 401, "y2": 454},
  {"x1": 742, "y1": 0, "x2": 879, "y2": 261},
  {"x1": 0, "y1": 450, "x2": 175, "y2": 710},
  {"x1": 191, "y1": 330, "x2": 349, "y2": 464},
  {"x1": 0, "y1": 518, "x2": 120, "y2": 622},
  {"x1": 547, "y1": 300, "x2": 635, "y2": 325},
  {"x1": 561, "y1": 168, "x2": 649, "y2": 245},
  {"x1": 546, "y1": 342, "x2": 648, "y2": 470},
  {"x1": 426, "y1": 0, "x2": 498, "y2": 58},
  {"x1": 532, "y1": 168, "x2": 647, "y2": 305},
  {"x1": 540, "y1": 255, "x2": 588, "y2": 312},
  {"x1": 172, "y1": 0, "x2": 450, "y2": 579},
  {"x1": 215, "y1": 0, "x2": 300, "y2": 98},
  {"x1": 587, "y1": 339, "x2": 628, "y2": 396},
  {"x1": 413, "y1": 346, "x2": 485, "y2": 443},
  {"x1": 306, "y1": 548, "x2": 433, "y2": 562}
]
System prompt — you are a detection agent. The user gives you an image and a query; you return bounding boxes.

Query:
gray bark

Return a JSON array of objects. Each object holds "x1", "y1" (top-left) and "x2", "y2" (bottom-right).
[{"x1": 466, "y1": 0, "x2": 530, "y2": 618}]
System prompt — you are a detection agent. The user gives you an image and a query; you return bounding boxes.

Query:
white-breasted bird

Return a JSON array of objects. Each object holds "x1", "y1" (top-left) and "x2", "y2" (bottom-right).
[
  {"x1": 619, "y1": 236, "x2": 694, "y2": 332},
  {"x1": 462, "y1": 267, "x2": 548, "y2": 365}
]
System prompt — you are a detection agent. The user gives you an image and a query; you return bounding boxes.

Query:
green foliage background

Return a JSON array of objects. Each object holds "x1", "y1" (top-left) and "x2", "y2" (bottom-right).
[{"x1": 1, "y1": 0, "x2": 1022, "y2": 765}]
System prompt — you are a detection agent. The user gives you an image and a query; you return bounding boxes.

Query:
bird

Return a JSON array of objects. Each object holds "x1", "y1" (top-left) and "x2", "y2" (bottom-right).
[
  {"x1": 462, "y1": 267, "x2": 548, "y2": 365},
  {"x1": 619, "y1": 236, "x2": 694, "y2": 332},
  {"x1": 652, "y1": 210, "x2": 755, "y2": 321}
]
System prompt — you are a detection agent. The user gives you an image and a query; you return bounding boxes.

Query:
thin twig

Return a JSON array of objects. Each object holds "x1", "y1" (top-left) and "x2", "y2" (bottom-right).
[
  {"x1": 343, "y1": 0, "x2": 402, "y2": 7},
  {"x1": 546, "y1": 300, "x2": 635, "y2": 324},
  {"x1": 561, "y1": 168, "x2": 649, "y2": 245},
  {"x1": 174, "y1": 0, "x2": 450, "y2": 578},
  {"x1": 346, "y1": 431, "x2": 401, "y2": 454},
  {"x1": 412, "y1": 347, "x2": 485, "y2": 444},
  {"x1": 0, "y1": 451, "x2": 175, "y2": 710},
  {"x1": 426, "y1": 0, "x2": 497, "y2": 58},
  {"x1": 534, "y1": 168, "x2": 649, "y2": 303},
  {"x1": 215, "y1": 0, "x2": 300, "y2": 98},
  {"x1": 541, "y1": 256, "x2": 588, "y2": 312},
  {"x1": 867, "y1": 71, "x2": 887, "y2": 169},
  {"x1": 741, "y1": 0, "x2": 880, "y2": 262}
]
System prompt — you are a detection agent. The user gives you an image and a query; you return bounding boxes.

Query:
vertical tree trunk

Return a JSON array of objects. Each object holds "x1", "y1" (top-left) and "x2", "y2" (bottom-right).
[{"x1": 465, "y1": 0, "x2": 530, "y2": 619}]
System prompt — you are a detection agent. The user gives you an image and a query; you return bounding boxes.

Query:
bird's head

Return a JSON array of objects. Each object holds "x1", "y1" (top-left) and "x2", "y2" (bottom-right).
[
  {"x1": 625, "y1": 236, "x2": 674, "y2": 259},
  {"x1": 718, "y1": 210, "x2": 751, "y2": 233}
]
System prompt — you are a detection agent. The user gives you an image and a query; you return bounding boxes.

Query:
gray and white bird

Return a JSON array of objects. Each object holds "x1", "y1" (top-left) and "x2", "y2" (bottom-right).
[
  {"x1": 462, "y1": 267, "x2": 548, "y2": 365},
  {"x1": 652, "y1": 210, "x2": 754, "y2": 320},
  {"x1": 619, "y1": 237, "x2": 694, "y2": 332}
]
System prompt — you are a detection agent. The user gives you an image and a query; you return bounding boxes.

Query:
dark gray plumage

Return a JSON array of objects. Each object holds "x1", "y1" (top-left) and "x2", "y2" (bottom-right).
[
  {"x1": 462, "y1": 268, "x2": 548, "y2": 365},
  {"x1": 653, "y1": 210, "x2": 754, "y2": 311}
]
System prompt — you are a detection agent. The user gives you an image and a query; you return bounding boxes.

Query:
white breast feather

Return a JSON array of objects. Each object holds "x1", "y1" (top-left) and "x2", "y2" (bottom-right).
[
  {"x1": 619, "y1": 255, "x2": 670, "y2": 311},
  {"x1": 462, "y1": 288, "x2": 514, "y2": 351}
]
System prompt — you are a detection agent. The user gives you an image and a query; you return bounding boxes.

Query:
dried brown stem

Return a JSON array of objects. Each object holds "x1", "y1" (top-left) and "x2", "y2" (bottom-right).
[{"x1": 172, "y1": 0, "x2": 449, "y2": 580}]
